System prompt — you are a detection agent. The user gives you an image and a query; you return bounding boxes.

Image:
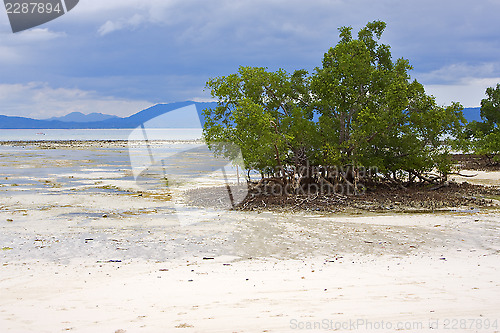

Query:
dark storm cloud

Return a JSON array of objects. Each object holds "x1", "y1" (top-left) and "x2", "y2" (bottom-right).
[{"x1": 1, "y1": 0, "x2": 499, "y2": 117}]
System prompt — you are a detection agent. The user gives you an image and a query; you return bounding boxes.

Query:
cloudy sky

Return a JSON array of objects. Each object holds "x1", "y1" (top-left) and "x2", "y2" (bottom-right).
[{"x1": 1, "y1": 0, "x2": 500, "y2": 118}]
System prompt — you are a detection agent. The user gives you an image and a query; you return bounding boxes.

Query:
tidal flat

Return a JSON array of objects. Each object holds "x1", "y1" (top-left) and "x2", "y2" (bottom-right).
[{"x1": 0, "y1": 141, "x2": 499, "y2": 333}]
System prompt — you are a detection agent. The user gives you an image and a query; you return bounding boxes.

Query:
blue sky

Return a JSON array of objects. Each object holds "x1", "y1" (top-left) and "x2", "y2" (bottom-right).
[{"x1": 1, "y1": 0, "x2": 500, "y2": 118}]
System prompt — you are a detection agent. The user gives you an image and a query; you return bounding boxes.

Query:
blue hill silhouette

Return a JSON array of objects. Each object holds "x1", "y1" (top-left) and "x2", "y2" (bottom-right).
[
  {"x1": 0, "y1": 101, "x2": 216, "y2": 129},
  {"x1": 0, "y1": 103, "x2": 482, "y2": 129},
  {"x1": 44, "y1": 112, "x2": 118, "y2": 123}
]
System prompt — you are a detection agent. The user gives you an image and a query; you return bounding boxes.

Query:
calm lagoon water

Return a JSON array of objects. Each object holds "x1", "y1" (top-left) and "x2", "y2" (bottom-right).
[{"x1": 0, "y1": 129, "x2": 203, "y2": 141}]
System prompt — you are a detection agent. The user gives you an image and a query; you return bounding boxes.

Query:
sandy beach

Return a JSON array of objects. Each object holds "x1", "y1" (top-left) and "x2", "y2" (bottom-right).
[{"x1": 1, "y1": 141, "x2": 499, "y2": 332}]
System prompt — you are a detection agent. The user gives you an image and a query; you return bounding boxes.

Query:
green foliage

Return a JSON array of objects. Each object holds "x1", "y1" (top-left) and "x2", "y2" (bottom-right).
[
  {"x1": 466, "y1": 83, "x2": 500, "y2": 163},
  {"x1": 311, "y1": 21, "x2": 465, "y2": 176},
  {"x1": 203, "y1": 66, "x2": 317, "y2": 175},
  {"x1": 203, "y1": 21, "x2": 466, "y2": 187}
]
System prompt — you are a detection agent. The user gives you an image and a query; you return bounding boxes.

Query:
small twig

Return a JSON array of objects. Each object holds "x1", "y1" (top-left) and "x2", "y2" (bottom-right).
[{"x1": 448, "y1": 172, "x2": 478, "y2": 178}]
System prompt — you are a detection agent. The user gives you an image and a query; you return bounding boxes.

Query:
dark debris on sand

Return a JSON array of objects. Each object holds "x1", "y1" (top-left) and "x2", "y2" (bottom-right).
[
  {"x1": 451, "y1": 154, "x2": 500, "y2": 171},
  {"x1": 185, "y1": 182, "x2": 499, "y2": 213}
]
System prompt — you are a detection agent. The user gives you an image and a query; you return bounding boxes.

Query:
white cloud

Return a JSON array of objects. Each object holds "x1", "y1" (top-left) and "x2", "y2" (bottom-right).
[
  {"x1": 97, "y1": 21, "x2": 121, "y2": 36},
  {"x1": 191, "y1": 96, "x2": 216, "y2": 103},
  {"x1": 68, "y1": 0, "x2": 173, "y2": 26},
  {"x1": 0, "y1": 28, "x2": 66, "y2": 43},
  {"x1": 424, "y1": 77, "x2": 500, "y2": 107},
  {"x1": 15, "y1": 28, "x2": 67, "y2": 41},
  {"x1": 417, "y1": 63, "x2": 500, "y2": 85},
  {"x1": 0, "y1": 46, "x2": 20, "y2": 63},
  {"x1": 0, "y1": 28, "x2": 66, "y2": 64},
  {"x1": 0, "y1": 82, "x2": 153, "y2": 119},
  {"x1": 85, "y1": 0, "x2": 346, "y2": 42},
  {"x1": 98, "y1": 14, "x2": 145, "y2": 36},
  {"x1": 417, "y1": 63, "x2": 500, "y2": 106},
  {"x1": 2, "y1": 0, "x2": 500, "y2": 113}
]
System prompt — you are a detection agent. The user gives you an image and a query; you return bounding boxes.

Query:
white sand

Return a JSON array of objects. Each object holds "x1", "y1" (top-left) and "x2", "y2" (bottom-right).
[
  {"x1": 451, "y1": 171, "x2": 500, "y2": 186},
  {"x1": 2, "y1": 208, "x2": 499, "y2": 333},
  {"x1": 1, "y1": 249, "x2": 499, "y2": 332}
]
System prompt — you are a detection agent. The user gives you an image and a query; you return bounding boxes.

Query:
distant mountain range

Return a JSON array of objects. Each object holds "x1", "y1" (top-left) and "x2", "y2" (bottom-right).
[
  {"x1": 0, "y1": 103, "x2": 482, "y2": 129},
  {"x1": 0, "y1": 101, "x2": 217, "y2": 129},
  {"x1": 44, "y1": 112, "x2": 119, "y2": 123}
]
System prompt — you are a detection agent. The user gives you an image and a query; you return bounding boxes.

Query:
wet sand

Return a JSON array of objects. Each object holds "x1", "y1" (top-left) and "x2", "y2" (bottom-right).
[{"x1": 0, "y1": 142, "x2": 499, "y2": 332}]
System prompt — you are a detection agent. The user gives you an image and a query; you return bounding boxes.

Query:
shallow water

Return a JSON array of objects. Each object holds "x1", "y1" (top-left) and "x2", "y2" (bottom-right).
[
  {"x1": 1, "y1": 142, "x2": 499, "y2": 265},
  {"x1": 0, "y1": 128, "x2": 202, "y2": 141}
]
